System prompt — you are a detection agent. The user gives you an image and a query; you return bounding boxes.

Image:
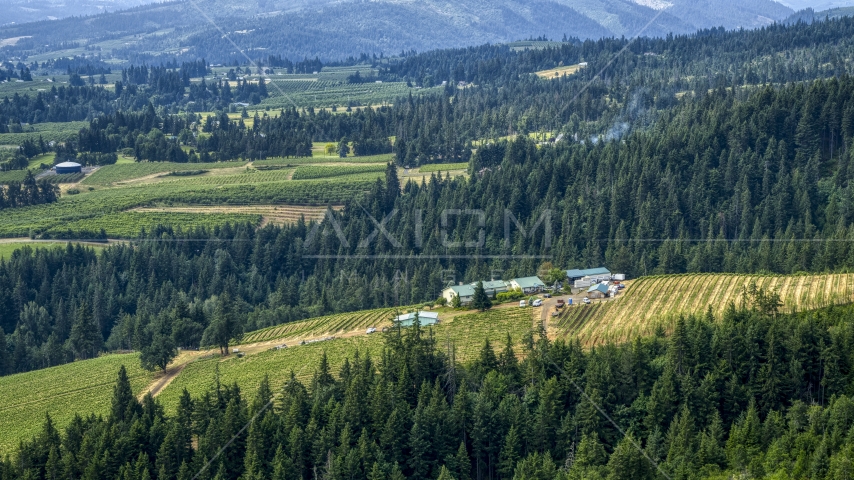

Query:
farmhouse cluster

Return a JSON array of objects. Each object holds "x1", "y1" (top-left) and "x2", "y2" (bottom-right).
[{"x1": 442, "y1": 267, "x2": 626, "y2": 306}]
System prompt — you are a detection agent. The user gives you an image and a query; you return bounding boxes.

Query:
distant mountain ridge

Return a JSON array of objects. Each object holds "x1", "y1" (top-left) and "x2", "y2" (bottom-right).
[
  {"x1": 0, "y1": 0, "x2": 794, "y2": 62},
  {"x1": 2, "y1": 0, "x2": 153, "y2": 26}
]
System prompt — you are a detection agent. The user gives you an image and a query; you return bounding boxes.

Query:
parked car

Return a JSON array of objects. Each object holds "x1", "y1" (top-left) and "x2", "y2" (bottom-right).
[
  {"x1": 366, "y1": 327, "x2": 377, "y2": 334},
  {"x1": 618, "y1": 284, "x2": 626, "y2": 290},
  {"x1": 532, "y1": 299, "x2": 543, "y2": 307},
  {"x1": 543, "y1": 293, "x2": 552, "y2": 298},
  {"x1": 583, "y1": 297, "x2": 591, "y2": 304},
  {"x1": 556, "y1": 299, "x2": 566, "y2": 308},
  {"x1": 519, "y1": 300, "x2": 527, "y2": 308}
]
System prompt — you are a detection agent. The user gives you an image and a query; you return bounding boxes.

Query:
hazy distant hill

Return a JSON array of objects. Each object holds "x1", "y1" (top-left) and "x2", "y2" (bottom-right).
[
  {"x1": 776, "y1": 0, "x2": 854, "y2": 10},
  {"x1": 0, "y1": 0, "x2": 794, "y2": 62},
  {"x1": 1, "y1": 0, "x2": 152, "y2": 25}
]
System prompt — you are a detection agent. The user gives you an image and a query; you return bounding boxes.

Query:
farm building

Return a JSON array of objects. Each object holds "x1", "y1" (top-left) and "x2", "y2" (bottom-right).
[
  {"x1": 568, "y1": 267, "x2": 612, "y2": 288},
  {"x1": 481, "y1": 280, "x2": 511, "y2": 296},
  {"x1": 587, "y1": 283, "x2": 610, "y2": 299},
  {"x1": 442, "y1": 284, "x2": 476, "y2": 305},
  {"x1": 510, "y1": 277, "x2": 546, "y2": 294},
  {"x1": 566, "y1": 267, "x2": 612, "y2": 282},
  {"x1": 395, "y1": 311, "x2": 439, "y2": 327},
  {"x1": 55, "y1": 161, "x2": 82, "y2": 174}
]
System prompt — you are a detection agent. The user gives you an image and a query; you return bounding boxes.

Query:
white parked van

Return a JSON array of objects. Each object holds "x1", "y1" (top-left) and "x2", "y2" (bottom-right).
[
  {"x1": 519, "y1": 300, "x2": 527, "y2": 308},
  {"x1": 366, "y1": 327, "x2": 377, "y2": 334},
  {"x1": 532, "y1": 299, "x2": 543, "y2": 307}
]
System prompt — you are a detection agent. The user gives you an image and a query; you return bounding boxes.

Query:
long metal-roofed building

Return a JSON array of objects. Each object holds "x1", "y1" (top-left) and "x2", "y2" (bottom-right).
[
  {"x1": 566, "y1": 267, "x2": 611, "y2": 281},
  {"x1": 395, "y1": 311, "x2": 439, "y2": 327},
  {"x1": 55, "y1": 161, "x2": 83, "y2": 174}
]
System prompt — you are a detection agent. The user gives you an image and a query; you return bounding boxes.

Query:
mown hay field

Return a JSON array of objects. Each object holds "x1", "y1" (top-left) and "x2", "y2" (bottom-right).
[{"x1": 535, "y1": 63, "x2": 585, "y2": 79}]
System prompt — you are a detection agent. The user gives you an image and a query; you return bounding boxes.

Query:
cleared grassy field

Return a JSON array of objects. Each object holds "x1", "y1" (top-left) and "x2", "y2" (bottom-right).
[
  {"x1": 535, "y1": 64, "x2": 586, "y2": 79},
  {"x1": 261, "y1": 77, "x2": 438, "y2": 109},
  {"x1": 419, "y1": 162, "x2": 469, "y2": 173},
  {"x1": 0, "y1": 241, "x2": 107, "y2": 259},
  {"x1": 555, "y1": 273, "x2": 854, "y2": 346},
  {"x1": 0, "y1": 354, "x2": 152, "y2": 453}
]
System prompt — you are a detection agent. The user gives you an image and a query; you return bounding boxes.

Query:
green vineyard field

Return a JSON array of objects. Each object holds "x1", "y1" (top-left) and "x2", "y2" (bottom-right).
[
  {"x1": 253, "y1": 154, "x2": 393, "y2": 167},
  {"x1": 291, "y1": 164, "x2": 388, "y2": 180},
  {"x1": 0, "y1": 178, "x2": 375, "y2": 238},
  {"x1": 82, "y1": 161, "x2": 248, "y2": 186},
  {"x1": 43, "y1": 211, "x2": 262, "y2": 237},
  {"x1": 240, "y1": 307, "x2": 404, "y2": 344},
  {"x1": 0, "y1": 354, "x2": 152, "y2": 452}
]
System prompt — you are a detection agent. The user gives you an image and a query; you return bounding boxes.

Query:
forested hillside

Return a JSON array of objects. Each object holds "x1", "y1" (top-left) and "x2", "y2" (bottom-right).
[
  {"x1": 4, "y1": 73, "x2": 854, "y2": 378},
  {"x1": 6, "y1": 299, "x2": 854, "y2": 480}
]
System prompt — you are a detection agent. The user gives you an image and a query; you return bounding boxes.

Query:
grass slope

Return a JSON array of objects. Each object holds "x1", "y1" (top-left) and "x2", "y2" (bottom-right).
[
  {"x1": 555, "y1": 273, "x2": 854, "y2": 346},
  {"x1": 157, "y1": 308, "x2": 532, "y2": 413},
  {"x1": 0, "y1": 354, "x2": 152, "y2": 454},
  {"x1": 0, "y1": 307, "x2": 531, "y2": 451},
  {"x1": 0, "y1": 241, "x2": 108, "y2": 259}
]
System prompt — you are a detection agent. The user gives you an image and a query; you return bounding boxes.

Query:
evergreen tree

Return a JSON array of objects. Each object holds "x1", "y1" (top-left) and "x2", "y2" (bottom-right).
[
  {"x1": 111, "y1": 365, "x2": 141, "y2": 423},
  {"x1": 338, "y1": 137, "x2": 350, "y2": 158},
  {"x1": 471, "y1": 281, "x2": 492, "y2": 312},
  {"x1": 68, "y1": 302, "x2": 100, "y2": 360},
  {"x1": 0, "y1": 327, "x2": 8, "y2": 376}
]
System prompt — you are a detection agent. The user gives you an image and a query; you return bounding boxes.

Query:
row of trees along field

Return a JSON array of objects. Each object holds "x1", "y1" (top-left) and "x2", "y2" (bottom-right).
[
  {"x1": 0, "y1": 172, "x2": 59, "y2": 209},
  {"x1": 6, "y1": 296, "x2": 854, "y2": 480},
  {"x1": 0, "y1": 61, "x2": 266, "y2": 130}
]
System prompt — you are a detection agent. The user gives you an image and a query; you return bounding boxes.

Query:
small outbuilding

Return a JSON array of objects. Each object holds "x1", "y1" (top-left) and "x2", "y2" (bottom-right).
[
  {"x1": 587, "y1": 283, "x2": 610, "y2": 299},
  {"x1": 395, "y1": 311, "x2": 439, "y2": 327},
  {"x1": 55, "y1": 161, "x2": 82, "y2": 174}
]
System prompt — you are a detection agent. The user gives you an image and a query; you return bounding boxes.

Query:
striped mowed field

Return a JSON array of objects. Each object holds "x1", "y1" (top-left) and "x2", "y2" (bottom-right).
[{"x1": 554, "y1": 273, "x2": 854, "y2": 346}]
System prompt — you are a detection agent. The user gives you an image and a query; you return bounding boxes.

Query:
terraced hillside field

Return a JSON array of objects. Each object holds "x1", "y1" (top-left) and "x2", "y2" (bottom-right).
[
  {"x1": 0, "y1": 306, "x2": 533, "y2": 450},
  {"x1": 555, "y1": 273, "x2": 854, "y2": 346},
  {"x1": 157, "y1": 307, "x2": 533, "y2": 413},
  {"x1": 240, "y1": 307, "x2": 404, "y2": 344}
]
